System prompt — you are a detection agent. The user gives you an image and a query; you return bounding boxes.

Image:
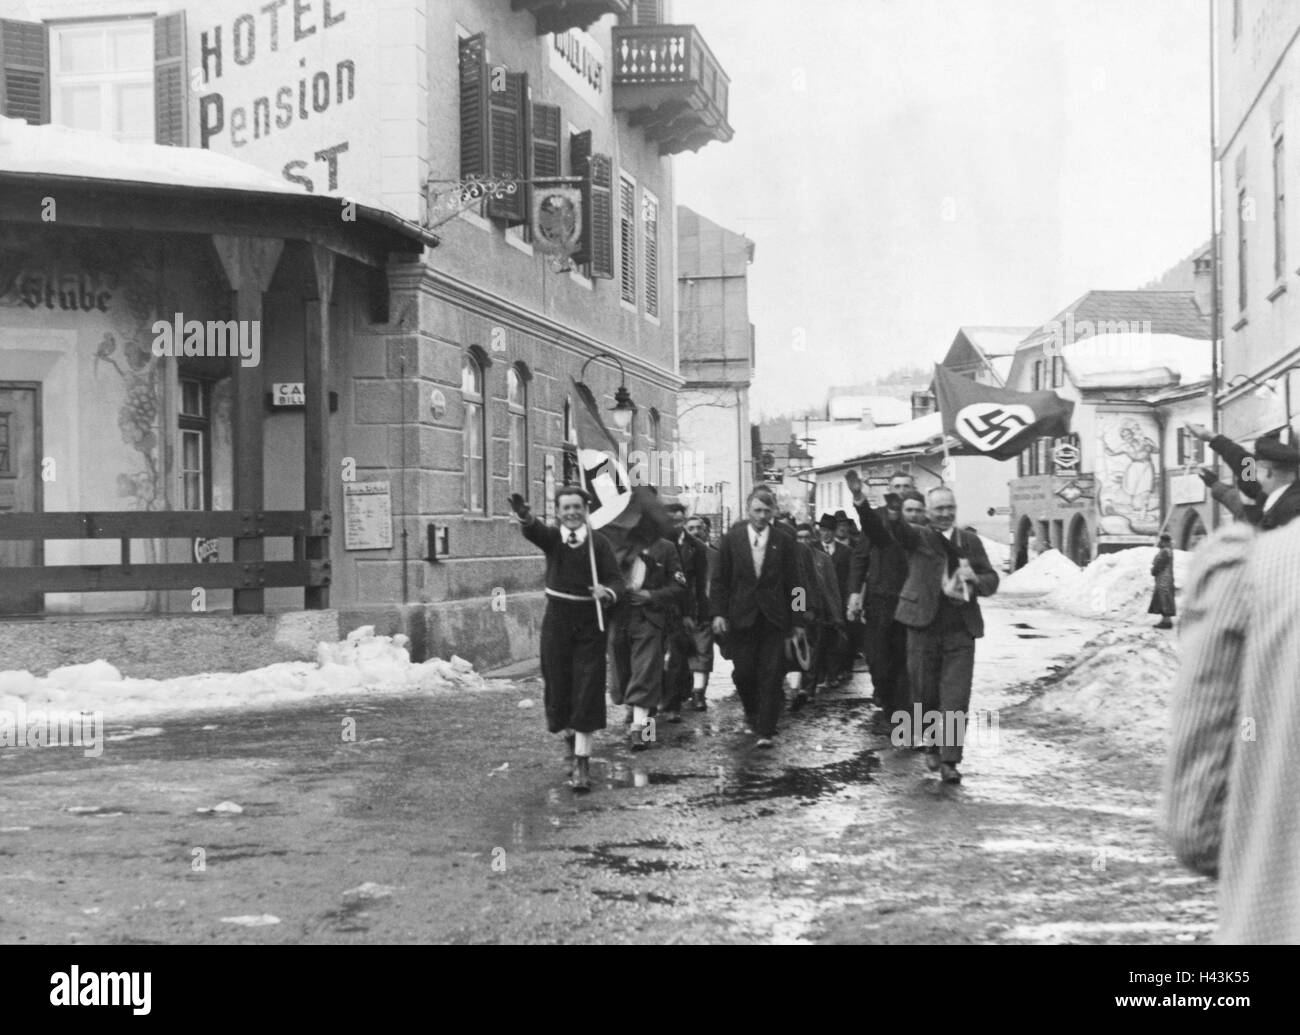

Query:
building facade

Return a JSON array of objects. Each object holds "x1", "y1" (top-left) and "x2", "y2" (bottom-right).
[
  {"x1": 0, "y1": 0, "x2": 734, "y2": 667},
  {"x1": 675, "y1": 205, "x2": 754, "y2": 533},
  {"x1": 1216, "y1": 0, "x2": 1300, "y2": 447}
]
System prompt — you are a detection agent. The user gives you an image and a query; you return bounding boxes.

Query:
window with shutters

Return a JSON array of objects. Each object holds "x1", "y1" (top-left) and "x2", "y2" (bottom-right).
[
  {"x1": 508, "y1": 365, "x2": 529, "y2": 499},
  {"x1": 642, "y1": 188, "x2": 660, "y2": 320},
  {"x1": 49, "y1": 20, "x2": 154, "y2": 144},
  {"x1": 0, "y1": 19, "x2": 49, "y2": 124},
  {"x1": 463, "y1": 355, "x2": 488, "y2": 513},
  {"x1": 562, "y1": 397, "x2": 578, "y2": 484},
  {"x1": 488, "y1": 70, "x2": 529, "y2": 227},
  {"x1": 623, "y1": 0, "x2": 664, "y2": 25},
  {"x1": 619, "y1": 173, "x2": 637, "y2": 307},
  {"x1": 1050, "y1": 354, "x2": 1063, "y2": 388},
  {"x1": 459, "y1": 33, "x2": 489, "y2": 183}
]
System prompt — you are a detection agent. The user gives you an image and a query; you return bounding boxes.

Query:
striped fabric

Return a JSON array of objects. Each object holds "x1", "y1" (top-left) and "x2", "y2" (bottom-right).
[{"x1": 1162, "y1": 519, "x2": 1300, "y2": 943}]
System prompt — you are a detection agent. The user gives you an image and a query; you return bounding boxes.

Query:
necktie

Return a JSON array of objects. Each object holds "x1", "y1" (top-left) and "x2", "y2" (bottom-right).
[{"x1": 568, "y1": 532, "x2": 579, "y2": 547}]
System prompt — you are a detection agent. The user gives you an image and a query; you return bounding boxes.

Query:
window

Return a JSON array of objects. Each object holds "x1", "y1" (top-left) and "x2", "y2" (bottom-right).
[
  {"x1": 178, "y1": 378, "x2": 211, "y2": 510},
  {"x1": 642, "y1": 189, "x2": 660, "y2": 319},
  {"x1": 1233, "y1": 0, "x2": 1242, "y2": 40},
  {"x1": 0, "y1": 411, "x2": 10, "y2": 474},
  {"x1": 647, "y1": 407, "x2": 662, "y2": 484},
  {"x1": 562, "y1": 397, "x2": 578, "y2": 484},
  {"x1": 619, "y1": 173, "x2": 637, "y2": 306},
  {"x1": 1032, "y1": 359, "x2": 1045, "y2": 391},
  {"x1": 507, "y1": 365, "x2": 529, "y2": 499},
  {"x1": 462, "y1": 355, "x2": 487, "y2": 513},
  {"x1": 1051, "y1": 355, "x2": 1064, "y2": 388},
  {"x1": 1177, "y1": 428, "x2": 1206, "y2": 467},
  {"x1": 50, "y1": 20, "x2": 154, "y2": 143},
  {"x1": 1238, "y1": 187, "x2": 1249, "y2": 312},
  {"x1": 1275, "y1": 135, "x2": 1286, "y2": 281}
]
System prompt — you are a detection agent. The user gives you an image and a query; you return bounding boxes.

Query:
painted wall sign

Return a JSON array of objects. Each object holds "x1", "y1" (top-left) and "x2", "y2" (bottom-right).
[
  {"x1": 0, "y1": 271, "x2": 112, "y2": 312},
  {"x1": 1096, "y1": 412, "x2": 1161, "y2": 536},
  {"x1": 193, "y1": 0, "x2": 378, "y2": 199},
  {"x1": 550, "y1": 27, "x2": 605, "y2": 111},
  {"x1": 193, "y1": 537, "x2": 220, "y2": 563},
  {"x1": 344, "y1": 480, "x2": 393, "y2": 550}
]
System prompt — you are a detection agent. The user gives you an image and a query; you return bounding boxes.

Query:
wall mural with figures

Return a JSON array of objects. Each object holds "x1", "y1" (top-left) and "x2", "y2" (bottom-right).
[{"x1": 1095, "y1": 410, "x2": 1162, "y2": 536}]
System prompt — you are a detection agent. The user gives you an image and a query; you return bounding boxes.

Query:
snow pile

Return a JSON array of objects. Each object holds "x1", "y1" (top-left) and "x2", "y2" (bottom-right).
[
  {"x1": 1046, "y1": 547, "x2": 1191, "y2": 619},
  {"x1": 1000, "y1": 549, "x2": 1080, "y2": 594},
  {"x1": 0, "y1": 626, "x2": 487, "y2": 721},
  {"x1": 979, "y1": 534, "x2": 1011, "y2": 570},
  {"x1": 1024, "y1": 625, "x2": 1178, "y2": 743}
]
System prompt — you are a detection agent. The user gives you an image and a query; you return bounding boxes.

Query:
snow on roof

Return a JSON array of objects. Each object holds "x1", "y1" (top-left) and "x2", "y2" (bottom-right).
[
  {"x1": 0, "y1": 115, "x2": 309, "y2": 195},
  {"x1": 961, "y1": 326, "x2": 1033, "y2": 361},
  {"x1": 825, "y1": 394, "x2": 912, "y2": 424},
  {"x1": 811, "y1": 411, "x2": 945, "y2": 468},
  {"x1": 1063, "y1": 332, "x2": 1212, "y2": 389}
]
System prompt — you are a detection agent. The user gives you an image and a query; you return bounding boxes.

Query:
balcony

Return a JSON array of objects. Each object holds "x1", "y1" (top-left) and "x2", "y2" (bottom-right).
[
  {"x1": 612, "y1": 24, "x2": 733, "y2": 156},
  {"x1": 513, "y1": 0, "x2": 632, "y2": 35}
]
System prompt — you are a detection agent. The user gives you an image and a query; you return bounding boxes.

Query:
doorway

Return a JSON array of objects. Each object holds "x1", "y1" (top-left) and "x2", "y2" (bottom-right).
[
  {"x1": 0, "y1": 382, "x2": 43, "y2": 615},
  {"x1": 1067, "y1": 514, "x2": 1092, "y2": 568}
]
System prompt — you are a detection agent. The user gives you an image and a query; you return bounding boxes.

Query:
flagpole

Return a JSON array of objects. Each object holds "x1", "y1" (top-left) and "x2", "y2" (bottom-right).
[{"x1": 586, "y1": 518, "x2": 605, "y2": 633}]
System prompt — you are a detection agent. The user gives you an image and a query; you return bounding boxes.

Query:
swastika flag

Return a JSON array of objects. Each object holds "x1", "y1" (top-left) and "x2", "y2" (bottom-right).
[{"x1": 933, "y1": 364, "x2": 1074, "y2": 460}]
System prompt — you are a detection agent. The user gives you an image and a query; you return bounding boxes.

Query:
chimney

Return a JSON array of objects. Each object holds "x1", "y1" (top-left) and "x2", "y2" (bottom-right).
[
  {"x1": 1193, "y1": 253, "x2": 1214, "y2": 317},
  {"x1": 859, "y1": 407, "x2": 876, "y2": 430}
]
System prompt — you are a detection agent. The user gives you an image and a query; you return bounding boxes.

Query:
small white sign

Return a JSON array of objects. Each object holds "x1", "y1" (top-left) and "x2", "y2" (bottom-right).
[
  {"x1": 1171, "y1": 472, "x2": 1206, "y2": 506},
  {"x1": 272, "y1": 382, "x2": 305, "y2": 407},
  {"x1": 344, "y1": 481, "x2": 393, "y2": 551}
]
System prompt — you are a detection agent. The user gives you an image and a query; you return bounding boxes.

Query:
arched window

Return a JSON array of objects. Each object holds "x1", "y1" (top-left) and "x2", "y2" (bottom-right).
[
  {"x1": 462, "y1": 354, "x2": 487, "y2": 512},
  {"x1": 562, "y1": 397, "x2": 578, "y2": 484},
  {"x1": 507, "y1": 365, "x2": 529, "y2": 499},
  {"x1": 648, "y1": 407, "x2": 662, "y2": 485}
]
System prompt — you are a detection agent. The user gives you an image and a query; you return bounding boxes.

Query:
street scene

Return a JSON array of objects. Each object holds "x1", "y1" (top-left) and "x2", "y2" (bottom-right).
[{"x1": 0, "y1": 0, "x2": 1294, "y2": 968}]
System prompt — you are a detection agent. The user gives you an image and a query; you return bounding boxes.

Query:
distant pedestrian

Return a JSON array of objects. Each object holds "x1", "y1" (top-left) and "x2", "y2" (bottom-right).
[
  {"x1": 1149, "y1": 534, "x2": 1176, "y2": 629},
  {"x1": 1163, "y1": 519, "x2": 1300, "y2": 942}
]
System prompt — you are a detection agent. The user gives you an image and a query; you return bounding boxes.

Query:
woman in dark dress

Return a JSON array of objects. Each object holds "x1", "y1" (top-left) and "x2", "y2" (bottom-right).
[{"x1": 1149, "y1": 534, "x2": 1176, "y2": 630}]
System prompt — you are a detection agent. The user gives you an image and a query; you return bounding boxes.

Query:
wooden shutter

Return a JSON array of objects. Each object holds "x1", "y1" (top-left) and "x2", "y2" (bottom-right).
[
  {"x1": 589, "y1": 154, "x2": 614, "y2": 279},
  {"x1": 154, "y1": 11, "x2": 188, "y2": 146},
  {"x1": 619, "y1": 175, "x2": 637, "y2": 302},
  {"x1": 459, "y1": 33, "x2": 489, "y2": 179},
  {"x1": 531, "y1": 103, "x2": 562, "y2": 178},
  {"x1": 633, "y1": 0, "x2": 663, "y2": 25},
  {"x1": 570, "y1": 129, "x2": 593, "y2": 265},
  {"x1": 487, "y1": 70, "x2": 528, "y2": 225},
  {"x1": 0, "y1": 19, "x2": 48, "y2": 125},
  {"x1": 643, "y1": 192, "x2": 659, "y2": 317}
]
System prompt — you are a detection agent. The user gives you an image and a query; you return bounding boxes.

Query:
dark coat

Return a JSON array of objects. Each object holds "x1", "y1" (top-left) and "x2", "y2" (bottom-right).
[
  {"x1": 849, "y1": 500, "x2": 910, "y2": 599},
  {"x1": 521, "y1": 520, "x2": 624, "y2": 603},
  {"x1": 1209, "y1": 434, "x2": 1300, "y2": 529},
  {"x1": 816, "y1": 539, "x2": 852, "y2": 600},
  {"x1": 1149, "y1": 546, "x2": 1176, "y2": 616},
  {"x1": 670, "y1": 530, "x2": 711, "y2": 622},
  {"x1": 613, "y1": 538, "x2": 686, "y2": 630},
  {"x1": 858, "y1": 502, "x2": 998, "y2": 637},
  {"x1": 710, "y1": 522, "x2": 807, "y2": 634}
]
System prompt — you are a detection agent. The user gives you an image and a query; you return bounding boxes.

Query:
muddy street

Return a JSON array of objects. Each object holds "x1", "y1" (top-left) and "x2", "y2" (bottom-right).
[{"x1": 0, "y1": 598, "x2": 1214, "y2": 945}]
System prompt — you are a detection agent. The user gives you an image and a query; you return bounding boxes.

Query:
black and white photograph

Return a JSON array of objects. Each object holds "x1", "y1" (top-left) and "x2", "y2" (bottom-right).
[{"x1": 0, "y1": 0, "x2": 1288, "y2": 991}]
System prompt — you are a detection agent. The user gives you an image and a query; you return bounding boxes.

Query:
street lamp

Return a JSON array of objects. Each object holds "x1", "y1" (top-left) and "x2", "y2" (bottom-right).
[
  {"x1": 579, "y1": 352, "x2": 637, "y2": 431},
  {"x1": 1227, "y1": 373, "x2": 1277, "y2": 400}
]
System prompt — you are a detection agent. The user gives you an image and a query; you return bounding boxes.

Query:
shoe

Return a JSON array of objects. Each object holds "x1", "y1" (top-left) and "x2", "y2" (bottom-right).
[
  {"x1": 1154, "y1": 620, "x2": 1173, "y2": 629},
  {"x1": 663, "y1": 709, "x2": 682, "y2": 724},
  {"x1": 926, "y1": 751, "x2": 942, "y2": 772},
  {"x1": 940, "y1": 762, "x2": 962, "y2": 784},
  {"x1": 628, "y1": 724, "x2": 649, "y2": 751},
  {"x1": 755, "y1": 737, "x2": 774, "y2": 749},
  {"x1": 570, "y1": 756, "x2": 591, "y2": 793},
  {"x1": 790, "y1": 690, "x2": 809, "y2": 712},
  {"x1": 690, "y1": 691, "x2": 707, "y2": 712}
]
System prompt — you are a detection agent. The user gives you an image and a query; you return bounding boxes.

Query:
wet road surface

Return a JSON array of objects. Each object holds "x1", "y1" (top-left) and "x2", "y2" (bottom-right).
[{"x1": 0, "y1": 600, "x2": 1215, "y2": 944}]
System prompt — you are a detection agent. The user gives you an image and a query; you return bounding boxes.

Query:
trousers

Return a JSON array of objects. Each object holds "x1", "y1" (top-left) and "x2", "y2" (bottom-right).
[
  {"x1": 610, "y1": 607, "x2": 666, "y2": 710},
  {"x1": 865, "y1": 594, "x2": 910, "y2": 714},
  {"x1": 541, "y1": 599, "x2": 610, "y2": 734},
  {"x1": 905, "y1": 623, "x2": 976, "y2": 763},
  {"x1": 729, "y1": 618, "x2": 787, "y2": 737}
]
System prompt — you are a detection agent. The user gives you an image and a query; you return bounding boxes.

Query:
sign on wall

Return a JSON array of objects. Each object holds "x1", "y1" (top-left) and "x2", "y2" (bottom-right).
[
  {"x1": 549, "y1": 27, "x2": 605, "y2": 112},
  {"x1": 344, "y1": 481, "x2": 393, "y2": 550},
  {"x1": 1170, "y1": 471, "x2": 1207, "y2": 506},
  {"x1": 193, "y1": 0, "x2": 381, "y2": 200}
]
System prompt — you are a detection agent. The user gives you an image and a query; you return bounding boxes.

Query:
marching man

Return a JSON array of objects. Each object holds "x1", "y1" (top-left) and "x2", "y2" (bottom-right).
[{"x1": 510, "y1": 487, "x2": 624, "y2": 793}]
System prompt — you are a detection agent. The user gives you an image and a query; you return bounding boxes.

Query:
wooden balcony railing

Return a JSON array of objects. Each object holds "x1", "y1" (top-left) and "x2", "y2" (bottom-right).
[
  {"x1": 0, "y1": 510, "x2": 329, "y2": 604},
  {"x1": 612, "y1": 24, "x2": 733, "y2": 155}
]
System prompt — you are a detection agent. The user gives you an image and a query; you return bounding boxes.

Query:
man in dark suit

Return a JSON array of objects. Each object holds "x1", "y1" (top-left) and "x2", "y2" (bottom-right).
[
  {"x1": 711, "y1": 487, "x2": 807, "y2": 747},
  {"x1": 847, "y1": 490, "x2": 919, "y2": 727},
  {"x1": 848, "y1": 472, "x2": 998, "y2": 783},
  {"x1": 1185, "y1": 424, "x2": 1300, "y2": 529},
  {"x1": 684, "y1": 514, "x2": 718, "y2": 710},
  {"x1": 661, "y1": 503, "x2": 711, "y2": 723},
  {"x1": 815, "y1": 513, "x2": 853, "y2": 683}
]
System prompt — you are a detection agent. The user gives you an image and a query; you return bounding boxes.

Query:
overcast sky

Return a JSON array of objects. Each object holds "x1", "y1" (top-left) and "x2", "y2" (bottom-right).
[{"x1": 672, "y1": 0, "x2": 1213, "y2": 418}]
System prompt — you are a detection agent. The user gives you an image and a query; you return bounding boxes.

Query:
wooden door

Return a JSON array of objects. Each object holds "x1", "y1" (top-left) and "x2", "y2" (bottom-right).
[{"x1": 0, "y1": 383, "x2": 42, "y2": 614}]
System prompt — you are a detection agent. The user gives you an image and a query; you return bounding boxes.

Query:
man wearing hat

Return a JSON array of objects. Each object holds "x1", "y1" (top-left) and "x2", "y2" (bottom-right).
[
  {"x1": 1150, "y1": 533, "x2": 1177, "y2": 630},
  {"x1": 815, "y1": 513, "x2": 853, "y2": 684},
  {"x1": 1186, "y1": 424, "x2": 1300, "y2": 530}
]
